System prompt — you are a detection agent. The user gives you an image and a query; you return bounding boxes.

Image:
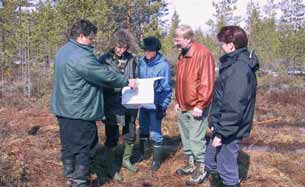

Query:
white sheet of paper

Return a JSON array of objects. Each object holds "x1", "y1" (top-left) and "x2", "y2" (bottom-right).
[{"x1": 122, "y1": 77, "x2": 163, "y2": 109}]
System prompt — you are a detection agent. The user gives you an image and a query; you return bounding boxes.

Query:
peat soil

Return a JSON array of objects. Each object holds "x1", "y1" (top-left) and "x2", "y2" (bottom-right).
[{"x1": 0, "y1": 76, "x2": 304, "y2": 187}]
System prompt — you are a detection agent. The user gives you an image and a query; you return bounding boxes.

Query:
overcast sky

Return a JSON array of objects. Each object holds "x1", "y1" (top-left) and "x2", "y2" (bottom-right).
[{"x1": 164, "y1": 0, "x2": 278, "y2": 31}]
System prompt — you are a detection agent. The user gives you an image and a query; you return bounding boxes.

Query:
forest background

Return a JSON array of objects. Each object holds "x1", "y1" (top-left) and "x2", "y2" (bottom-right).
[
  {"x1": 0, "y1": 0, "x2": 304, "y2": 101},
  {"x1": 0, "y1": 1, "x2": 305, "y2": 187}
]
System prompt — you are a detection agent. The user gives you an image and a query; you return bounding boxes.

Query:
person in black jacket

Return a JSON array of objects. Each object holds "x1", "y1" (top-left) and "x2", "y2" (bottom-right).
[
  {"x1": 98, "y1": 29, "x2": 138, "y2": 180},
  {"x1": 205, "y1": 26, "x2": 259, "y2": 187}
]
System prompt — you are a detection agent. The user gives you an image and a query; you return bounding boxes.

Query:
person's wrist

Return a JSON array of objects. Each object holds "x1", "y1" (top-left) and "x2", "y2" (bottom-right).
[
  {"x1": 214, "y1": 132, "x2": 222, "y2": 140},
  {"x1": 193, "y1": 107, "x2": 202, "y2": 113}
]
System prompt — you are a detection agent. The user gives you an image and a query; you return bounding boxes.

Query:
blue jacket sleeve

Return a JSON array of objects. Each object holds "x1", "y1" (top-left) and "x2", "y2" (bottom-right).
[{"x1": 156, "y1": 62, "x2": 172, "y2": 109}]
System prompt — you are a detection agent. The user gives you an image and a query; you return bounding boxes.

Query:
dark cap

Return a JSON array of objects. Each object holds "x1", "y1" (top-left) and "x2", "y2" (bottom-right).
[{"x1": 141, "y1": 36, "x2": 161, "y2": 51}]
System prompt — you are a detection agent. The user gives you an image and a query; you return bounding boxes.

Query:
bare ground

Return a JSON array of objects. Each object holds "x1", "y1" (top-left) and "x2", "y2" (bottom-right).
[{"x1": 0, "y1": 76, "x2": 304, "y2": 187}]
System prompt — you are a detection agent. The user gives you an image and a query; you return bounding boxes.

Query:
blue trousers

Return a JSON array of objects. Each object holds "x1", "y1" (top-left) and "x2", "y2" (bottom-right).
[
  {"x1": 139, "y1": 108, "x2": 163, "y2": 145},
  {"x1": 205, "y1": 138, "x2": 241, "y2": 185}
]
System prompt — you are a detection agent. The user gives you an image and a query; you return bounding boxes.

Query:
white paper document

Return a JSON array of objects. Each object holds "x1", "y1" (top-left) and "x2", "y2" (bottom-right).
[{"x1": 121, "y1": 77, "x2": 163, "y2": 109}]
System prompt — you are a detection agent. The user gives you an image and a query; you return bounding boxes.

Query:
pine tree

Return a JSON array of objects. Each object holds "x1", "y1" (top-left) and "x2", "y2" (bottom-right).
[
  {"x1": 212, "y1": 0, "x2": 241, "y2": 32},
  {"x1": 278, "y1": 0, "x2": 305, "y2": 68},
  {"x1": 162, "y1": 11, "x2": 179, "y2": 65}
]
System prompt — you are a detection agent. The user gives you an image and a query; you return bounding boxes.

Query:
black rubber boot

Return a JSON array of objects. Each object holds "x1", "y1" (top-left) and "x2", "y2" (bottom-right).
[
  {"x1": 105, "y1": 146, "x2": 123, "y2": 181},
  {"x1": 63, "y1": 160, "x2": 74, "y2": 187},
  {"x1": 138, "y1": 138, "x2": 149, "y2": 162},
  {"x1": 73, "y1": 165, "x2": 89, "y2": 187},
  {"x1": 151, "y1": 144, "x2": 162, "y2": 171}
]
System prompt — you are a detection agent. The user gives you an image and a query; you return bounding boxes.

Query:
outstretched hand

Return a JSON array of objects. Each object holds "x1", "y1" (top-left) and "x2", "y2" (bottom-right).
[{"x1": 128, "y1": 79, "x2": 137, "y2": 89}]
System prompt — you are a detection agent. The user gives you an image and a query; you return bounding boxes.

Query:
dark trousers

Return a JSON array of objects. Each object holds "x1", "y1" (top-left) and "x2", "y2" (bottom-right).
[
  {"x1": 104, "y1": 112, "x2": 137, "y2": 148},
  {"x1": 205, "y1": 138, "x2": 241, "y2": 186},
  {"x1": 57, "y1": 116, "x2": 98, "y2": 166}
]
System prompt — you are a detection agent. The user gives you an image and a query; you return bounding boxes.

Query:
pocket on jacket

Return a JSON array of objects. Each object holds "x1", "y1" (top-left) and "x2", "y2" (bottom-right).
[{"x1": 184, "y1": 82, "x2": 197, "y2": 104}]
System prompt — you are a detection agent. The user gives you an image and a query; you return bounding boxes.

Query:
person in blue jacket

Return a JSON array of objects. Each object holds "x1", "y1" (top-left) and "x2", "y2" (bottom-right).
[{"x1": 138, "y1": 36, "x2": 172, "y2": 171}]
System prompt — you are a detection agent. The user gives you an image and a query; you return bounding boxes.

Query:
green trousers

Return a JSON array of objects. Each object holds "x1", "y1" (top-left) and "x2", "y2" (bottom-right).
[{"x1": 177, "y1": 109, "x2": 208, "y2": 163}]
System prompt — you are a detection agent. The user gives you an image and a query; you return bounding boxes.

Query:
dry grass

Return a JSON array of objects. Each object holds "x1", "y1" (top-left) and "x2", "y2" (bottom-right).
[{"x1": 0, "y1": 76, "x2": 304, "y2": 187}]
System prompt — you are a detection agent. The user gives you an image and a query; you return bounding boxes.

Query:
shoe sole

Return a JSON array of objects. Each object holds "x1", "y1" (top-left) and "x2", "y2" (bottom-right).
[
  {"x1": 185, "y1": 173, "x2": 209, "y2": 186},
  {"x1": 176, "y1": 168, "x2": 196, "y2": 176}
]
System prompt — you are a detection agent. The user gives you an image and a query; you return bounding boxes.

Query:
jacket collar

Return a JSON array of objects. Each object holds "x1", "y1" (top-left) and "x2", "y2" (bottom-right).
[
  {"x1": 219, "y1": 47, "x2": 259, "y2": 72},
  {"x1": 142, "y1": 53, "x2": 162, "y2": 66},
  {"x1": 178, "y1": 42, "x2": 197, "y2": 59},
  {"x1": 219, "y1": 48, "x2": 247, "y2": 70},
  {"x1": 69, "y1": 38, "x2": 94, "y2": 52}
]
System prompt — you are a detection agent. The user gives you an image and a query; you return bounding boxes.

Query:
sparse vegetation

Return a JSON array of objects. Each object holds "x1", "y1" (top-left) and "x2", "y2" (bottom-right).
[
  {"x1": 0, "y1": 75, "x2": 304, "y2": 187},
  {"x1": 0, "y1": 0, "x2": 304, "y2": 186}
]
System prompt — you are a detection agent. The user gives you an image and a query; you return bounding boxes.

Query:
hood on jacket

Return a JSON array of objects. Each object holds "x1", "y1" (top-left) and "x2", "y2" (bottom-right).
[
  {"x1": 219, "y1": 47, "x2": 259, "y2": 73},
  {"x1": 248, "y1": 49, "x2": 260, "y2": 72}
]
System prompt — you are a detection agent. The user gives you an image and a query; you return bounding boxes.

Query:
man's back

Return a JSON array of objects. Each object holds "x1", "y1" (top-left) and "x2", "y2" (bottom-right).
[{"x1": 51, "y1": 39, "x2": 105, "y2": 121}]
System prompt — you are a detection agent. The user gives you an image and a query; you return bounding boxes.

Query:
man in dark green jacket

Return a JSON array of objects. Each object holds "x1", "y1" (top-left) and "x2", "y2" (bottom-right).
[{"x1": 51, "y1": 19, "x2": 136, "y2": 187}]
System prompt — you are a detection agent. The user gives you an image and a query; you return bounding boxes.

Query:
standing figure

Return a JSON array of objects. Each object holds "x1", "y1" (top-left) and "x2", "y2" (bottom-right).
[
  {"x1": 98, "y1": 29, "x2": 138, "y2": 180},
  {"x1": 51, "y1": 20, "x2": 136, "y2": 187},
  {"x1": 205, "y1": 26, "x2": 259, "y2": 187},
  {"x1": 138, "y1": 36, "x2": 172, "y2": 171},
  {"x1": 174, "y1": 25, "x2": 215, "y2": 185}
]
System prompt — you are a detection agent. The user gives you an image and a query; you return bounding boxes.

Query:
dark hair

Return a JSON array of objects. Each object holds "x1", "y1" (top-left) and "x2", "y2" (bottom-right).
[
  {"x1": 70, "y1": 19, "x2": 97, "y2": 39},
  {"x1": 141, "y1": 36, "x2": 161, "y2": 51},
  {"x1": 110, "y1": 29, "x2": 138, "y2": 52},
  {"x1": 217, "y1": 26, "x2": 248, "y2": 49}
]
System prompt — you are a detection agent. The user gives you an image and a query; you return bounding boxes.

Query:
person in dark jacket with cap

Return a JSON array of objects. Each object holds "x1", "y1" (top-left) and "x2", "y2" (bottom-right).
[
  {"x1": 138, "y1": 36, "x2": 172, "y2": 171},
  {"x1": 205, "y1": 26, "x2": 259, "y2": 187}
]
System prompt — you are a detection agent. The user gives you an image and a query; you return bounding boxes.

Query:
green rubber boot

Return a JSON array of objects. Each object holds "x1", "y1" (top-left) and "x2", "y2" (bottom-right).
[{"x1": 122, "y1": 143, "x2": 138, "y2": 172}]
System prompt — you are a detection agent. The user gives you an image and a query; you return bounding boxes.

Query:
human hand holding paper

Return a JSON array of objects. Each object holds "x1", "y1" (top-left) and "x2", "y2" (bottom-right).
[
  {"x1": 128, "y1": 79, "x2": 137, "y2": 89},
  {"x1": 122, "y1": 77, "x2": 163, "y2": 109}
]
